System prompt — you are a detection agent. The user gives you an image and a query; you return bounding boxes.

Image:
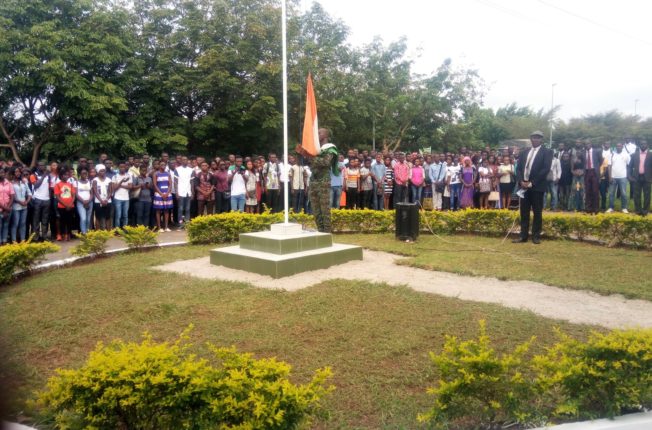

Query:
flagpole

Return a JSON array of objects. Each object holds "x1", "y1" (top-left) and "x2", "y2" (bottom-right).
[{"x1": 281, "y1": 0, "x2": 289, "y2": 224}]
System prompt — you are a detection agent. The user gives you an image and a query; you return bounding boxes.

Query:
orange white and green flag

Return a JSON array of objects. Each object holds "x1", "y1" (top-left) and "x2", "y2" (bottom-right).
[{"x1": 301, "y1": 73, "x2": 320, "y2": 156}]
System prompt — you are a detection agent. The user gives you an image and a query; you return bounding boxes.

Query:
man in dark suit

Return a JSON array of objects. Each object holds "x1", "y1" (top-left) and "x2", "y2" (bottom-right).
[
  {"x1": 628, "y1": 139, "x2": 652, "y2": 216},
  {"x1": 582, "y1": 140, "x2": 603, "y2": 214},
  {"x1": 513, "y1": 131, "x2": 554, "y2": 244}
]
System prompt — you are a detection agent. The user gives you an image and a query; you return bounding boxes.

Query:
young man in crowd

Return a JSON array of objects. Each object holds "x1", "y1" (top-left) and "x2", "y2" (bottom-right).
[
  {"x1": 174, "y1": 156, "x2": 194, "y2": 228},
  {"x1": 112, "y1": 161, "x2": 133, "y2": 229}
]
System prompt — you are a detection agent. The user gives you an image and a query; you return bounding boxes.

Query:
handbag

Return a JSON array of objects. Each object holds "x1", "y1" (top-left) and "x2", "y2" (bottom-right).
[
  {"x1": 422, "y1": 197, "x2": 433, "y2": 210},
  {"x1": 488, "y1": 191, "x2": 500, "y2": 201},
  {"x1": 443, "y1": 185, "x2": 450, "y2": 198},
  {"x1": 479, "y1": 181, "x2": 492, "y2": 193}
]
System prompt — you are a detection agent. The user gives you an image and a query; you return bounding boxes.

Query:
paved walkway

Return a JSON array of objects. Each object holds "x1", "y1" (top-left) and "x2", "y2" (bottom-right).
[{"x1": 40, "y1": 229, "x2": 188, "y2": 263}]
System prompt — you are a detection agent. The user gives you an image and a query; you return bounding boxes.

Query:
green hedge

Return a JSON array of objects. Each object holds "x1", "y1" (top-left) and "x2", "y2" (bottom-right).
[{"x1": 187, "y1": 209, "x2": 652, "y2": 249}]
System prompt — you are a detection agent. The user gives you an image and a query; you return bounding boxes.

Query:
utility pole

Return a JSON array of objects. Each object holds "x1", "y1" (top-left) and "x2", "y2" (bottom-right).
[{"x1": 549, "y1": 83, "x2": 556, "y2": 148}]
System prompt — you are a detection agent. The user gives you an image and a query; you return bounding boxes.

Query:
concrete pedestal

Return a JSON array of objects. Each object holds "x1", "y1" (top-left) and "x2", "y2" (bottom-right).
[{"x1": 210, "y1": 223, "x2": 362, "y2": 278}]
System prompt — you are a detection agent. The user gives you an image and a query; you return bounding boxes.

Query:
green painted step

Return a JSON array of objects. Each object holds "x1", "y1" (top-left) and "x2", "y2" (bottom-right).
[
  {"x1": 239, "y1": 231, "x2": 333, "y2": 255},
  {"x1": 210, "y1": 242, "x2": 363, "y2": 278}
]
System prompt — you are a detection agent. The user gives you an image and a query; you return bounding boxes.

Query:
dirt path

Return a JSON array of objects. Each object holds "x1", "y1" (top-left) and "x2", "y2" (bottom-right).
[{"x1": 154, "y1": 250, "x2": 652, "y2": 329}]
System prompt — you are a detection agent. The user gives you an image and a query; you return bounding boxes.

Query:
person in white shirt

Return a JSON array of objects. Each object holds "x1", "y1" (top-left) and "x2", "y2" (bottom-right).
[
  {"x1": 545, "y1": 154, "x2": 562, "y2": 210},
  {"x1": 174, "y1": 156, "x2": 194, "y2": 227},
  {"x1": 607, "y1": 143, "x2": 631, "y2": 213},
  {"x1": 112, "y1": 161, "x2": 133, "y2": 228},
  {"x1": 29, "y1": 161, "x2": 52, "y2": 241}
]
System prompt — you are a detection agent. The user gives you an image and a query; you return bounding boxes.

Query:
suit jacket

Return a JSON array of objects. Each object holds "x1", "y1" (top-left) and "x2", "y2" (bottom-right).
[
  {"x1": 516, "y1": 146, "x2": 553, "y2": 192},
  {"x1": 628, "y1": 150, "x2": 652, "y2": 183},
  {"x1": 578, "y1": 148, "x2": 603, "y2": 173}
]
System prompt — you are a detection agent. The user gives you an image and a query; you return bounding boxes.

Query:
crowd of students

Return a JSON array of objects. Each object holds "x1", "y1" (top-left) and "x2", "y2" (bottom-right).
[{"x1": 0, "y1": 138, "x2": 649, "y2": 245}]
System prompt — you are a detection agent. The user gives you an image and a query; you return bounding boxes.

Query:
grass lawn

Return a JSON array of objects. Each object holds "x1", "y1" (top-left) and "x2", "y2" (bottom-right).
[
  {"x1": 337, "y1": 233, "x2": 652, "y2": 301},
  {"x1": 0, "y1": 245, "x2": 600, "y2": 429}
]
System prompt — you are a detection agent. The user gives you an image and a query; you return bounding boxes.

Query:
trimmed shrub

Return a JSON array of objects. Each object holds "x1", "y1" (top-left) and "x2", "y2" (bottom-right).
[
  {"x1": 419, "y1": 321, "x2": 540, "y2": 429},
  {"x1": 118, "y1": 225, "x2": 159, "y2": 250},
  {"x1": 420, "y1": 323, "x2": 652, "y2": 429},
  {"x1": 71, "y1": 229, "x2": 115, "y2": 257},
  {"x1": 0, "y1": 240, "x2": 60, "y2": 284},
  {"x1": 187, "y1": 209, "x2": 314, "y2": 244},
  {"x1": 34, "y1": 329, "x2": 334, "y2": 430},
  {"x1": 534, "y1": 328, "x2": 652, "y2": 420},
  {"x1": 187, "y1": 209, "x2": 652, "y2": 249}
]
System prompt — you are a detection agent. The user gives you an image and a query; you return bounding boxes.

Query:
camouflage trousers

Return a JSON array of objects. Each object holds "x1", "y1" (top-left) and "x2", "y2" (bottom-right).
[{"x1": 309, "y1": 181, "x2": 331, "y2": 232}]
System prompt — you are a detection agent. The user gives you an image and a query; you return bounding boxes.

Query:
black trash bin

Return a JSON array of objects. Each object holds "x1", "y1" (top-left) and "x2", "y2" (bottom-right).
[{"x1": 395, "y1": 202, "x2": 419, "y2": 241}]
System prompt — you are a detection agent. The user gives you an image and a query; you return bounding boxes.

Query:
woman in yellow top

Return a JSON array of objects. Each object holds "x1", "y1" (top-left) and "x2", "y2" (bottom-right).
[{"x1": 344, "y1": 159, "x2": 361, "y2": 209}]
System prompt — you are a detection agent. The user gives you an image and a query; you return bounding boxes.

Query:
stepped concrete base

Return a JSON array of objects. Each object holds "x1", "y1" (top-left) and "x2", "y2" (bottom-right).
[{"x1": 210, "y1": 223, "x2": 362, "y2": 278}]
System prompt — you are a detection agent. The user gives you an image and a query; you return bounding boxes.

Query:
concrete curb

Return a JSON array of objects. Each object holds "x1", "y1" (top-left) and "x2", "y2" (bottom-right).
[
  {"x1": 535, "y1": 411, "x2": 652, "y2": 429},
  {"x1": 16, "y1": 241, "x2": 189, "y2": 277}
]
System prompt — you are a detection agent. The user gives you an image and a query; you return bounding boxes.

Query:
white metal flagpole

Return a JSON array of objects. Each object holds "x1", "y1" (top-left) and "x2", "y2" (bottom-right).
[{"x1": 281, "y1": 0, "x2": 289, "y2": 224}]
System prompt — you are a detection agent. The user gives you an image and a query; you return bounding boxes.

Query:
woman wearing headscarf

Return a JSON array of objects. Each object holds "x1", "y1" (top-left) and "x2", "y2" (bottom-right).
[{"x1": 459, "y1": 156, "x2": 477, "y2": 209}]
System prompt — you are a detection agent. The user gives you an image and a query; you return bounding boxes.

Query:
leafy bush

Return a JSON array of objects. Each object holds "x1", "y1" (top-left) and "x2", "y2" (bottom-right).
[
  {"x1": 118, "y1": 225, "x2": 159, "y2": 250},
  {"x1": 419, "y1": 321, "x2": 539, "y2": 429},
  {"x1": 70, "y1": 229, "x2": 115, "y2": 257},
  {"x1": 0, "y1": 240, "x2": 60, "y2": 284},
  {"x1": 420, "y1": 323, "x2": 652, "y2": 429},
  {"x1": 34, "y1": 328, "x2": 333, "y2": 430},
  {"x1": 188, "y1": 209, "x2": 652, "y2": 248},
  {"x1": 534, "y1": 328, "x2": 652, "y2": 420}
]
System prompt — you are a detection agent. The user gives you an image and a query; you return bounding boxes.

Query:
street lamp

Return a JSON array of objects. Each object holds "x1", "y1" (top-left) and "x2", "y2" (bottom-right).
[{"x1": 549, "y1": 83, "x2": 557, "y2": 148}]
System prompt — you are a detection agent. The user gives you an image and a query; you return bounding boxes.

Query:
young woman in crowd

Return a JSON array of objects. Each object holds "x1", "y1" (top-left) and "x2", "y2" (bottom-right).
[
  {"x1": 498, "y1": 155, "x2": 514, "y2": 210},
  {"x1": 75, "y1": 168, "x2": 93, "y2": 234},
  {"x1": 383, "y1": 156, "x2": 394, "y2": 210},
  {"x1": 152, "y1": 160, "x2": 173, "y2": 231},
  {"x1": 0, "y1": 168, "x2": 16, "y2": 245},
  {"x1": 409, "y1": 157, "x2": 425, "y2": 205},
  {"x1": 477, "y1": 159, "x2": 491, "y2": 209},
  {"x1": 92, "y1": 164, "x2": 113, "y2": 231},
  {"x1": 447, "y1": 155, "x2": 462, "y2": 211},
  {"x1": 9, "y1": 167, "x2": 31, "y2": 243},
  {"x1": 459, "y1": 156, "x2": 476, "y2": 209},
  {"x1": 344, "y1": 158, "x2": 361, "y2": 209},
  {"x1": 244, "y1": 160, "x2": 258, "y2": 214}
]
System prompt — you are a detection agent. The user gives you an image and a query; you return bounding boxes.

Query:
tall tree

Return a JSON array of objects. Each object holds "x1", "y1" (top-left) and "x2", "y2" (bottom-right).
[{"x1": 0, "y1": 0, "x2": 136, "y2": 165}]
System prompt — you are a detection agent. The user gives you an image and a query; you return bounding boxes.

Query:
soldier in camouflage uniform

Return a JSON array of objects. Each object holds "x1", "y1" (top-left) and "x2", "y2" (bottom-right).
[{"x1": 298, "y1": 128, "x2": 339, "y2": 232}]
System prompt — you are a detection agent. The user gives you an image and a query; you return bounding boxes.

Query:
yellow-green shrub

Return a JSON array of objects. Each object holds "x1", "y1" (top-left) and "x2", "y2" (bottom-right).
[
  {"x1": 420, "y1": 323, "x2": 652, "y2": 429},
  {"x1": 71, "y1": 229, "x2": 115, "y2": 256},
  {"x1": 534, "y1": 328, "x2": 652, "y2": 419},
  {"x1": 419, "y1": 321, "x2": 540, "y2": 429},
  {"x1": 0, "y1": 240, "x2": 59, "y2": 284},
  {"x1": 118, "y1": 225, "x2": 159, "y2": 250},
  {"x1": 34, "y1": 329, "x2": 333, "y2": 430}
]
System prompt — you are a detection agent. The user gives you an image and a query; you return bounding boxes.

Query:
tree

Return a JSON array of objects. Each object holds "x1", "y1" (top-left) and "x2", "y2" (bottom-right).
[{"x1": 0, "y1": 0, "x2": 136, "y2": 166}]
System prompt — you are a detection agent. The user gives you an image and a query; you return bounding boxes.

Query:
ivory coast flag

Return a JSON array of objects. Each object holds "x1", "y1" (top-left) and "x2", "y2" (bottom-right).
[{"x1": 301, "y1": 73, "x2": 320, "y2": 156}]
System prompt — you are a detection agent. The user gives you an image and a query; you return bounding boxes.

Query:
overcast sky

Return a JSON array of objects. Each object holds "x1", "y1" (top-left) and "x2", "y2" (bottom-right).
[{"x1": 300, "y1": 0, "x2": 652, "y2": 121}]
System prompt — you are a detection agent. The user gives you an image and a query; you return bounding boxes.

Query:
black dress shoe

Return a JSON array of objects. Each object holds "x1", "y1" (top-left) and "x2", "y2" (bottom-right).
[
  {"x1": 532, "y1": 237, "x2": 541, "y2": 244},
  {"x1": 512, "y1": 238, "x2": 527, "y2": 243}
]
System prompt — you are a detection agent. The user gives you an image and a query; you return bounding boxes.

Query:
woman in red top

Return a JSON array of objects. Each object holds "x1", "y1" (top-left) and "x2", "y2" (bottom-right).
[{"x1": 54, "y1": 167, "x2": 77, "y2": 241}]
